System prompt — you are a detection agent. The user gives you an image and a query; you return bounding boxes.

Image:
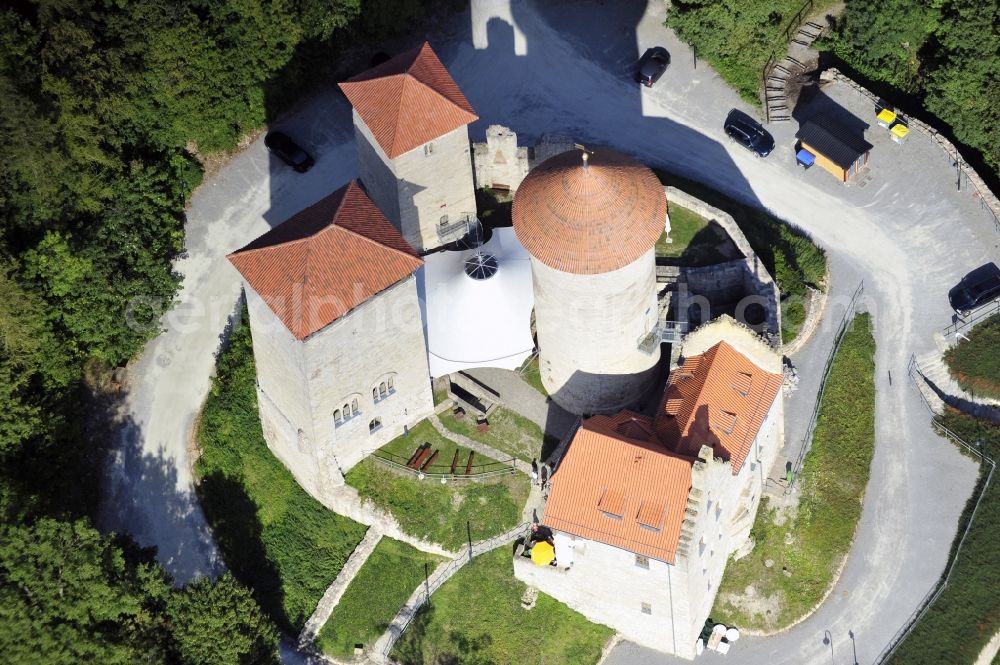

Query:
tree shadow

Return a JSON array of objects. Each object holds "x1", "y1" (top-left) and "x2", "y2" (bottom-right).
[{"x1": 196, "y1": 470, "x2": 291, "y2": 633}]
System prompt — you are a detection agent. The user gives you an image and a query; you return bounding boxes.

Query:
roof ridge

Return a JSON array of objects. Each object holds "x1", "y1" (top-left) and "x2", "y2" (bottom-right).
[{"x1": 333, "y1": 223, "x2": 421, "y2": 264}]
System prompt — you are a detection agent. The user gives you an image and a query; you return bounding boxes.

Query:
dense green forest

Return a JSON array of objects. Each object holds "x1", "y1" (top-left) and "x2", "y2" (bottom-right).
[
  {"x1": 667, "y1": 0, "x2": 1000, "y2": 179},
  {"x1": 0, "y1": 0, "x2": 453, "y2": 660}
]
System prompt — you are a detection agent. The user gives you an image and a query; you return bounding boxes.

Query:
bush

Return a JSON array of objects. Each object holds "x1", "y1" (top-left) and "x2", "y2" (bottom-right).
[{"x1": 944, "y1": 314, "x2": 1000, "y2": 399}]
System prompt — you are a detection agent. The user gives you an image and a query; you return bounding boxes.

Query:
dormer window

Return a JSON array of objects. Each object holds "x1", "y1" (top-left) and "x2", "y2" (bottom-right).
[
  {"x1": 713, "y1": 410, "x2": 738, "y2": 435},
  {"x1": 636, "y1": 501, "x2": 665, "y2": 533},
  {"x1": 598, "y1": 488, "x2": 626, "y2": 520},
  {"x1": 732, "y1": 371, "x2": 753, "y2": 397}
]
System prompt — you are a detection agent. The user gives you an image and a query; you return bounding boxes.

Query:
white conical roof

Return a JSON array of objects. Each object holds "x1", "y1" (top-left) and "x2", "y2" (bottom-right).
[{"x1": 418, "y1": 227, "x2": 535, "y2": 377}]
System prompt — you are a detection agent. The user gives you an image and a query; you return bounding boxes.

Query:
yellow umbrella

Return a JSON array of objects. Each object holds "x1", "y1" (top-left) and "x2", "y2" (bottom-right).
[{"x1": 531, "y1": 540, "x2": 555, "y2": 566}]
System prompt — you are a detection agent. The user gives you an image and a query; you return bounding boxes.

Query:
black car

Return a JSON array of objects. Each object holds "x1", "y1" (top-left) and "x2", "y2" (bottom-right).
[
  {"x1": 724, "y1": 109, "x2": 775, "y2": 157},
  {"x1": 264, "y1": 130, "x2": 314, "y2": 173},
  {"x1": 636, "y1": 47, "x2": 670, "y2": 87},
  {"x1": 949, "y1": 262, "x2": 1000, "y2": 315}
]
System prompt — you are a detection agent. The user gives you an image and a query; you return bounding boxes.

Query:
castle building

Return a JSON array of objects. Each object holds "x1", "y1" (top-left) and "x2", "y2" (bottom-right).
[
  {"x1": 512, "y1": 149, "x2": 667, "y2": 415},
  {"x1": 227, "y1": 181, "x2": 434, "y2": 498},
  {"x1": 339, "y1": 42, "x2": 479, "y2": 254},
  {"x1": 514, "y1": 317, "x2": 783, "y2": 659}
]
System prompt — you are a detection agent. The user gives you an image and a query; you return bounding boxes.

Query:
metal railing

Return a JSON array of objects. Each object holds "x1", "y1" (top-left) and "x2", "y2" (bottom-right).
[
  {"x1": 942, "y1": 298, "x2": 1000, "y2": 338},
  {"x1": 365, "y1": 448, "x2": 517, "y2": 481},
  {"x1": 874, "y1": 361, "x2": 996, "y2": 663},
  {"x1": 380, "y1": 521, "x2": 530, "y2": 658},
  {"x1": 785, "y1": 280, "x2": 864, "y2": 493}
]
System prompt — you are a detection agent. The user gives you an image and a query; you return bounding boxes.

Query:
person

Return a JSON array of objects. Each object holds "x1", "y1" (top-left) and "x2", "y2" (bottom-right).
[
  {"x1": 530, "y1": 458, "x2": 539, "y2": 484},
  {"x1": 529, "y1": 522, "x2": 553, "y2": 546}
]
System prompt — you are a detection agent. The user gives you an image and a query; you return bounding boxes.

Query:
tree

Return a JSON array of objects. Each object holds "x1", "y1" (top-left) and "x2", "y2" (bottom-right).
[
  {"x1": 167, "y1": 574, "x2": 280, "y2": 665},
  {"x1": 0, "y1": 519, "x2": 172, "y2": 665}
]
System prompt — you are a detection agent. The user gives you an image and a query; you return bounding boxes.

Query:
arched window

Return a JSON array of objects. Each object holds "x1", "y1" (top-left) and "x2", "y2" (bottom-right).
[
  {"x1": 351, "y1": 398, "x2": 359, "y2": 414},
  {"x1": 387, "y1": 376, "x2": 394, "y2": 392},
  {"x1": 373, "y1": 387, "x2": 379, "y2": 401},
  {"x1": 343, "y1": 403, "x2": 350, "y2": 419},
  {"x1": 334, "y1": 409, "x2": 342, "y2": 423},
  {"x1": 379, "y1": 382, "x2": 387, "y2": 397},
  {"x1": 369, "y1": 418, "x2": 382, "y2": 434}
]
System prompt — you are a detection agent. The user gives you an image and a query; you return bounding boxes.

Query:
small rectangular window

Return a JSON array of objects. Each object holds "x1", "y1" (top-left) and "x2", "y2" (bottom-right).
[
  {"x1": 635, "y1": 554, "x2": 650, "y2": 569},
  {"x1": 641, "y1": 602, "x2": 652, "y2": 615}
]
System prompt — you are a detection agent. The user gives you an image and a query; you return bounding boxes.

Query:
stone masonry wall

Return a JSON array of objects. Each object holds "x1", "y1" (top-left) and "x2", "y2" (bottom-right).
[
  {"x1": 665, "y1": 187, "x2": 781, "y2": 343},
  {"x1": 532, "y1": 248, "x2": 661, "y2": 415},
  {"x1": 513, "y1": 537, "x2": 697, "y2": 659},
  {"x1": 472, "y1": 125, "x2": 530, "y2": 192}
]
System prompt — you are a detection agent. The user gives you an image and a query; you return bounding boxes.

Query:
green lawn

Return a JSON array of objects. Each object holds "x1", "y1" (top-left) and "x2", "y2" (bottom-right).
[
  {"x1": 944, "y1": 314, "x2": 1000, "y2": 399},
  {"x1": 316, "y1": 538, "x2": 444, "y2": 659},
  {"x1": 665, "y1": 0, "x2": 840, "y2": 103},
  {"x1": 438, "y1": 405, "x2": 557, "y2": 464},
  {"x1": 516, "y1": 354, "x2": 547, "y2": 397},
  {"x1": 195, "y1": 316, "x2": 367, "y2": 633},
  {"x1": 656, "y1": 203, "x2": 731, "y2": 266},
  {"x1": 346, "y1": 421, "x2": 529, "y2": 550},
  {"x1": 888, "y1": 410, "x2": 1000, "y2": 665},
  {"x1": 392, "y1": 548, "x2": 613, "y2": 665},
  {"x1": 713, "y1": 313, "x2": 875, "y2": 630},
  {"x1": 655, "y1": 170, "x2": 828, "y2": 346}
]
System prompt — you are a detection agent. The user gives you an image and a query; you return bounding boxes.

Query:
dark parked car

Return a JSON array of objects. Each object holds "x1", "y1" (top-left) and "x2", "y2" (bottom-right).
[
  {"x1": 949, "y1": 262, "x2": 1000, "y2": 315},
  {"x1": 264, "y1": 130, "x2": 314, "y2": 173},
  {"x1": 636, "y1": 47, "x2": 670, "y2": 87},
  {"x1": 724, "y1": 109, "x2": 775, "y2": 157}
]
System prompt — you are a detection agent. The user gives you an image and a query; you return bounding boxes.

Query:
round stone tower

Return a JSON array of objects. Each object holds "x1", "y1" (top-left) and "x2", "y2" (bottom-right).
[{"x1": 512, "y1": 148, "x2": 667, "y2": 415}]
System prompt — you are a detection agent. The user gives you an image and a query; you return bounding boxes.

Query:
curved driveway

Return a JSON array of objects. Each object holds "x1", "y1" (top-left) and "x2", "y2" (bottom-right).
[{"x1": 101, "y1": 1, "x2": 998, "y2": 663}]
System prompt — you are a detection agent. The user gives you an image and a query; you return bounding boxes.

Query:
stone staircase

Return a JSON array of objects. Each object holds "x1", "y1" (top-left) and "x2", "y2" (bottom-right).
[
  {"x1": 764, "y1": 19, "x2": 827, "y2": 123},
  {"x1": 912, "y1": 349, "x2": 1000, "y2": 423}
]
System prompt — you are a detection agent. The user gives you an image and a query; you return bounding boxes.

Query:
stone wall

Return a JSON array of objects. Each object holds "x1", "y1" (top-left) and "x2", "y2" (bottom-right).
[
  {"x1": 664, "y1": 187, "x2": 781, "y2": 343},
  {"x1": 822, "y1": 68, "x2": 1000, "y2": 225},
  {"x1": 353, "y1": 112, "x2": 477, "y2": 253},
  {"x1": 472, "y1": 125, "x2": 530, "y2": 192},
  {"x1": 513, "y1": 536, "x2": 697, "y2": 659},
  {"x1": 532, "y1": 248, "x2": 661, "y2": 415},
  {"x1": 247, "y1": 276, "x2": 434, "y2": 504}
]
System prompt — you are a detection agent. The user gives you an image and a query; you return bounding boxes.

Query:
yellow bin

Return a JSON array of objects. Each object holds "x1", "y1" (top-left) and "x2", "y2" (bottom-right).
[
  {"x1": 877, "y1": 108, "x2": 896, "y2": 129},
  {"x1": 891, "y1": 123, "x2": 910, "y2": 144}
]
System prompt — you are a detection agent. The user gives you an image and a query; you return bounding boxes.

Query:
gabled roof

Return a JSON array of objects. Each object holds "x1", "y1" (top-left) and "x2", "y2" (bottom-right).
[
  {"x1": 796, "y1": 113, "x2": 873, "y2": 169},
  {"x1": 543, "y1": 414, "x2": 693, "y2": 564},
  {"x1": 339, "y1": 42, "x2": 478, "y2": 159},
  {"x1": 228, "y1": 181, "x2": 422, "y2": 340},
  {"x1": 654, "y1": 341, "x2": 783, "y2": 474}
]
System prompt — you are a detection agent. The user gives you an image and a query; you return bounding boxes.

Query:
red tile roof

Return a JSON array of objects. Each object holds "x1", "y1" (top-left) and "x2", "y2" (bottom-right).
[
  {"x1": 339, "y1": 42, "x2": 478, "y2": 159},
  {"x1": 543, "y1": 413, "x2": 693, "y2": 564},
  {"x1": 654, "y1": 341, "x2": 783, "y2": 474},
  {"x1": 512, "y1": 149, "x2": 667, "y2": 275},
  {"x1": 228, "y1": 181, "x2": 422, "y2": 340}
]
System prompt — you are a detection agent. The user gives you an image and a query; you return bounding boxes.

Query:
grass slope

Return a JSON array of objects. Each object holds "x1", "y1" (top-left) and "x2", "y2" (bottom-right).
[
  {"x1": 516, "y1": 355, "x2": 547, "y2": 397},
  {"x1": 316, "y1": 538, "x2": 444, "y2": 659},
  {"x1": 438, "y1": 405, "x2": 557, "y2": 464},
  {"x1": 944, "y1": 313, "x2": 1000, "y2": 399},
  {"x1": 713, "y1": 313, "x2": 875, "y2": 630},
  {"x1": 656, "y1": 204, "x2": 730, "y2": 266},
  {"x1": 392, "y1": 548, "x2": 613, "y2": 665},
  {"x1": 888, "y1": 410, "x2": 1000, "y2": 665},
  {"x1": 655, "y1": 170, "x2": 827, "y2": 344},
  {"x1": 195, "y1": 319, "x2": 367, "y2": 633},
  {"x1": 346, "y1": 422, "x2": 529, "y2": 550}
]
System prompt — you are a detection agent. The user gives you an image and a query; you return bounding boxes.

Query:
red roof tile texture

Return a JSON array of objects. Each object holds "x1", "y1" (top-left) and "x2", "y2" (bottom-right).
[
  {"x1": 339, "y1": 42, "x2": 478, "y2": 159},
  {"x1": 512, "y1": 148, "x2": 667, "y2": 275},
  {"x1": 543, "y1": 414, "x2": 693, "y2": 564},
  {"x1": 228, "y1": 181, "x2": 422, "y2": 340},
  {"x1": 543, "y1": 341, "x2": 782, "y2": 562},
  {"x1": 654, "y1": 341, "x2": 783, "y2": 474}
]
